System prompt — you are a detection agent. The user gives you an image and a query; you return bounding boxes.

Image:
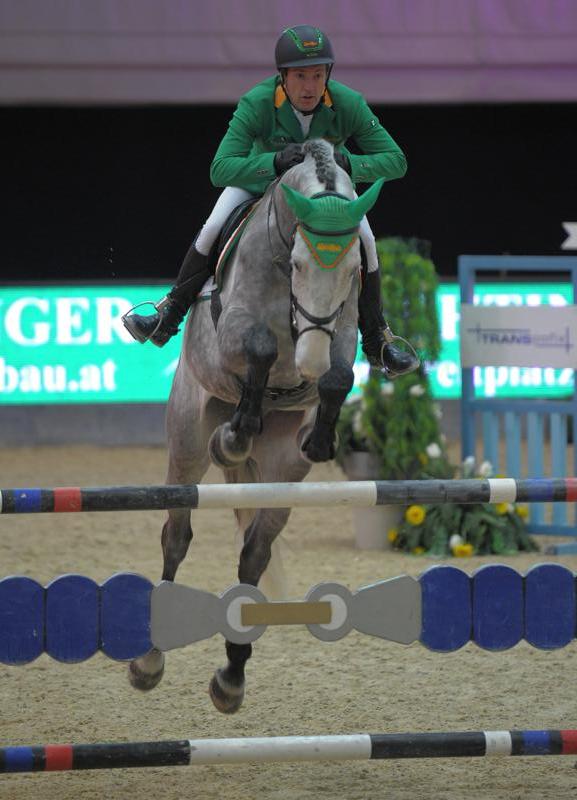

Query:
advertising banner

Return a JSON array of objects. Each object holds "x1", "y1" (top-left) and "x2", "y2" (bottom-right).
[
  {"x1": 0, "y1": 282, "x2": 574, "y2": 404},
  {"x1": 0, "y1": 285, "x2": 178, "y2": 404},
  {"x1": 460, "y1": 305, "x2": 577, "y2": 368}
]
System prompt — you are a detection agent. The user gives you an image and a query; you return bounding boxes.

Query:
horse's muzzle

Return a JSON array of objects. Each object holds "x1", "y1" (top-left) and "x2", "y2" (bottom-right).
[{"x1": 295, "y1": 330, "x2": 332, "y2": 381}]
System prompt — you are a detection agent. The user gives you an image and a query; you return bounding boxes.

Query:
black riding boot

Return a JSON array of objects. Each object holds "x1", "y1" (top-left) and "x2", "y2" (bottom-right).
[
  {"x1": 358, "y1": 270, "x2": 420, "y2": 378},
  {"x1": 123, "y1": 241, "x2": 211, "y2": 347}
]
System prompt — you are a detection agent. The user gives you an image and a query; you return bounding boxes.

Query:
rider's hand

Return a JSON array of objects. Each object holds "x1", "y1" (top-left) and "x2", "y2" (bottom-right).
[
  {"x1": 334, "y1": 151, "x2": 351, "y2": 175},
  {"x1": 274, "y1": 144, "x2": 305, "y2": 175}
]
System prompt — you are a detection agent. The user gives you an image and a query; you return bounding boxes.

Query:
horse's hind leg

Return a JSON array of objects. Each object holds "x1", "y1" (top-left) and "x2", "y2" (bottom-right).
[
  {"x1": 208, "y1": 505, "x2": 292, "y2": 714},
  {"x1": 129, "y1": 383, "x2": 212, "y2": 691},
  {"x1": 209, "y1": 322, "x2": 277, "y2": 468},
  {"x1": 209, "y1": 412, "x2": 312, "y2": 713}
]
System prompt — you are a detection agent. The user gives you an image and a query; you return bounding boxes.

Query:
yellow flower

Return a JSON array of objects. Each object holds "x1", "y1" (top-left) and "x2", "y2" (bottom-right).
[
  {"x1": 495, "y1": 502, "x2": 510, "y2": 515},
  {"x1": 418, "y1": 453, "x2": 428, "y2": 465},
  {"x1": 387, "y1": 528, "x2": 398, "y2": 542},
  {"x1": 412, "y1": 546, "x2": 426, "y2": 555},
  {"x1": 405, "y1": 505, "x2": 426, "y2": 526},
  {"x1": 452, "y1": 543, "x2": 474, "y2": 557},
  {"x1": 515, "y1": 505, "x2": 529, "y2": 519}
]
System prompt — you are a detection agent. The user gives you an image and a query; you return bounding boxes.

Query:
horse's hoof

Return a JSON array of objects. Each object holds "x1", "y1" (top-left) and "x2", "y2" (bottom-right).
[
  {"x1": 299, "y1": 427, "x2": 339, "y2": 464},
  {"x1": 208, "y1": 423, "x2": 252, "y2": 469},
  {"x1": 209, "y1": 669, "x2": 245, "y2": 714},
  {"x1": 302, "y1": 435, "x2": 338, "y2": 463},
  {"x1": 128, "y1": 658, "x2": 165, "y2": 691}
]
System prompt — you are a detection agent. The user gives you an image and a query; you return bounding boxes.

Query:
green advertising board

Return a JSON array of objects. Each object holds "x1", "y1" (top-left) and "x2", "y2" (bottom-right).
[
  {"x1": 0, "y1": 283, "x2": 573, "y2": 405},
  {"x1": 429, "y1": 282, "x2": 573, "y2": 399}
]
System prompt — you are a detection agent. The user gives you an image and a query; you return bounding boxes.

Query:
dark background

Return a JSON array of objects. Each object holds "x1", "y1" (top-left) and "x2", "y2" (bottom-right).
[{"x1": 2, "y1": 102, "x2": 575, "y2": 282}]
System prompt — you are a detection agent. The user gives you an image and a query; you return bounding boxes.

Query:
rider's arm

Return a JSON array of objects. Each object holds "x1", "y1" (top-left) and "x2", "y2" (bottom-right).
[
  {"x1": 210, "y1": 94, "x2": 276, "y2": 189},
  {"x1": 344, "y1": 94, "x2": 407, "y2": 185}
]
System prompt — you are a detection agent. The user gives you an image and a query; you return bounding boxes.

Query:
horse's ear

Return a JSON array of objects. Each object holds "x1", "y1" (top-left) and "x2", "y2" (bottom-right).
[
  {"x1": 348, "y1": 178, "x2": 386, "y2": 223},
  {"x1": 280, "y1": 183, "x2": 316, "y2": 221}
]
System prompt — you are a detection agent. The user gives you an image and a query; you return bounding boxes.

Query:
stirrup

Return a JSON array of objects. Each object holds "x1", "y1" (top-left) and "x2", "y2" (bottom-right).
[
  {"x1": 121, "y1": 298, "x2": 167, "y2": 344},
  {"x1": 378, "y1": 326, "x2": 421, "y2": 380}
]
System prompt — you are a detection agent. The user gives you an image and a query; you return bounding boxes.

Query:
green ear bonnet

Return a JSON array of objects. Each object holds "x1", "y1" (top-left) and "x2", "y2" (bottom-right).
[{"x1": 281, "y1": 179, "x2": 385, "y2": 268}]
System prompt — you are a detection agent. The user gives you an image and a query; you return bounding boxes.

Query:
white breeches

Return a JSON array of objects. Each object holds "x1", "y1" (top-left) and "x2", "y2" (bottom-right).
[
  {"x1": 196, "y1": 185, "x2": 379, "y2": 273},
  {"x1": 196, "y1": 187, "x2": 254, "y2": 255},
  {"x1": 359, "y1": 216, "x2": 379, "y2": 273}
]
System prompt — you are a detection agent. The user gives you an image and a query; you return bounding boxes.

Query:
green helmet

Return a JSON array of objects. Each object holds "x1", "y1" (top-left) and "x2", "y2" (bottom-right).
[{"x1": 275, "y1": 25, "x2": 335, "y2": 69}]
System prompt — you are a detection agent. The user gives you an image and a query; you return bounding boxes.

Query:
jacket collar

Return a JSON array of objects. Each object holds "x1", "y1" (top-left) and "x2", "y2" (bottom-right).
[{"x1": 274, "y1": 82, "x2": 334, "y2": 142}]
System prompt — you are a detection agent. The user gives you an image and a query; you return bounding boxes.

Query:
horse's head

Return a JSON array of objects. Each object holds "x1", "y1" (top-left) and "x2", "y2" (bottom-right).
[{"x1": 278, "y1": 140, "x2": 384, "y2": 381}]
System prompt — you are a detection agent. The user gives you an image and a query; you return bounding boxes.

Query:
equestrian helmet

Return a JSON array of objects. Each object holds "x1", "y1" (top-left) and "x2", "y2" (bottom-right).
[{"x1": 275, "y1": 25, "x2": 335, "y2": 69}]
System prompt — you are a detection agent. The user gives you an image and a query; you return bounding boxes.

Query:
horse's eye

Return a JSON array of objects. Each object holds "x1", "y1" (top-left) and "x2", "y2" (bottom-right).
[{"x1": 292, "y1": 260, "x2": 302, "y2": 273}]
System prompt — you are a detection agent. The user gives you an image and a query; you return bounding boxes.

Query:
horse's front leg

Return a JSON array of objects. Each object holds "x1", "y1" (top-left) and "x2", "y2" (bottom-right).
[
  {"x1": 209, "y1": 507, "x2": 291, "y2": 714},
  {"x1": 301, "y1": 356, "x2": 354, "y2": 462},
  {"x1": 209, "y1": 322, "x2": 278, "y2": 468}
]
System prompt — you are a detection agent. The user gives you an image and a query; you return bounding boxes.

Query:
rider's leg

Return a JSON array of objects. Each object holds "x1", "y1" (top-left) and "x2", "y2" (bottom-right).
[
  {"x1": 124, "y1": 187, "x2": 254, "y2": 347},
  {"x1": 358, "y1": 218, "x2": 420, "y2": 377}
]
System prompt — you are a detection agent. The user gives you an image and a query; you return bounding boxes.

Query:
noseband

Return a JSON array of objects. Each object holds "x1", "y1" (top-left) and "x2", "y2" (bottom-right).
[{"x1": 267, "y1": 182, "x2": 357, "y2": 341}]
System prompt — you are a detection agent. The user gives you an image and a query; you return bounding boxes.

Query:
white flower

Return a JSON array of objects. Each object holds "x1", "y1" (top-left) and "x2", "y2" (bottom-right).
[
  {"x1": 439, "y1": 433, "x2": 447, "y2": 444},
  {"x1": 380, "y1": 382, "x2": 394, "y2": 396},
  {"x1": 409, "y1": 384, "x2": 425, "y2": 397},
  {"x1": 426, "y1": 442, "x2": 442, "y2": 458},
  {"x1": 461, "y1": 455, "x2": 476, "y2": 477},
  {"x1": 478, "y1": 460, "x2": 493, "y2": 478},
  {"x1": 433, "y1": 403, "x2": 443, "y2": 419},
  {"x1": 449, "y1": 534, "x2": 463, "y2": 549},
  {"x1": 352, "y1": 411, "x2": 363, "y2": 435}
]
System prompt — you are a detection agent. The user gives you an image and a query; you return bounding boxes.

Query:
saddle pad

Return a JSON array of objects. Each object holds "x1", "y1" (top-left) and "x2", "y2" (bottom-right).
[{"x1": 213, "y1": 199, "x2": 261, "y2": 288}]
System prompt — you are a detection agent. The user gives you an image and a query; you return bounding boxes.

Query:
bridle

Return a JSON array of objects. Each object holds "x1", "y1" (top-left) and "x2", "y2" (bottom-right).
[{"x1": 266, "y1": 179, "x2": 359, "y2": 341}]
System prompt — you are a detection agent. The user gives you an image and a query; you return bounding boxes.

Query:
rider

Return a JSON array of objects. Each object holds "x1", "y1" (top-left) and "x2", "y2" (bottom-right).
[{"x1": 124, "y1": 25, "x2": 419, "y2": 377}]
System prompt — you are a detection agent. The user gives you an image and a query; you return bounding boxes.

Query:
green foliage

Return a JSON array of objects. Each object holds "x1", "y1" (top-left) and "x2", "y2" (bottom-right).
[
  {"x1": 361, "y1": 371, "x2": 453, "y2": 480},
  {"x1": 336, "y1": 236, "x2": 451, "y2": 480},
  {"x1": 377, "y1": 237, "x2": 441, "y2": 363}
]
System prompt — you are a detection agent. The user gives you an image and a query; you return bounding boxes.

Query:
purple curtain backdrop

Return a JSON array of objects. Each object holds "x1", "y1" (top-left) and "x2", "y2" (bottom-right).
[{"x1": 1, "y1": 0, "x2": 577, "y2": 103}]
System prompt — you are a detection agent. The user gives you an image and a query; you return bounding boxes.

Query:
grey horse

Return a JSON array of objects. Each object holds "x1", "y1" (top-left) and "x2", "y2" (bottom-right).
[{"x1": 129, "y1": 139, "x2": 384, "y2": 713}]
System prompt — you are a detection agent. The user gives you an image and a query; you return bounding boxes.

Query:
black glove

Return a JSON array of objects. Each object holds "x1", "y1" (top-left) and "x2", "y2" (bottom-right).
[
  {"x1": 274, "y1": 144, "x2": 304, "y2": 175},
  {"x1": 334, "y1": 150, "x2": 351, "y2": 175}
]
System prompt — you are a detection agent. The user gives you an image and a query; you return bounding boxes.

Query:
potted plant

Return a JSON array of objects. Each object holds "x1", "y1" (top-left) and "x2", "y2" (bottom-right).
[
  {"x1": 336, "y1": 237, "x2": 453, "y2": 548},
  {"x1": 336, "y1": 237, "x2": 538, "y2": 556},
  {"x1": 391, "y1": 456, "x2": 538, "y2": 556}
]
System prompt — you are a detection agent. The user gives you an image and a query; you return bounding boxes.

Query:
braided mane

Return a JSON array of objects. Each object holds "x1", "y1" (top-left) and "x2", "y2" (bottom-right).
[{"x1": 303, "y1": 139, "x2": 336, "y2": 191}]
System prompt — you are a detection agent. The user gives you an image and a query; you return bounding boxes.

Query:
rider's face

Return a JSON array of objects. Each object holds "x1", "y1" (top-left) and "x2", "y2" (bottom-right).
[{"x1": 283, "y1": 66, "x2": 328, "y2": 113}]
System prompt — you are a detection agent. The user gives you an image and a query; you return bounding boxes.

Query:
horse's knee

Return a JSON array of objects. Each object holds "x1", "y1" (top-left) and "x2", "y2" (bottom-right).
[
  {"x1": 243, "y1": 323, "x2": 278, "y2": 372},
  {"x1": 318, "y1": 358, "x2": 354, "y2": 405}
]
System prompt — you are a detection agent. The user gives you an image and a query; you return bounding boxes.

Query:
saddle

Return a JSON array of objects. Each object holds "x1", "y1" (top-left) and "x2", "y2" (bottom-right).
[{"x1": 207, "y1": 197, "x2": 261, "y2": 281}]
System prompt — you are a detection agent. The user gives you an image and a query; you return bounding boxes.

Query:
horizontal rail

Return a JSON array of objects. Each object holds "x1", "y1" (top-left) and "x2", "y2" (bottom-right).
[
  {"x1": 1, "y1": 478, "x2": 577, "y2": 514},
  {"x1": 2, "y1": 729, "x2": 577, "y2": 772}
]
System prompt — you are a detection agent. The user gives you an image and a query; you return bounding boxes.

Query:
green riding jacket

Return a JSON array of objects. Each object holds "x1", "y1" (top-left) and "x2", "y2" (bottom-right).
[{"x1": 210, "y1": 75, "x2": 407, "y2": 195}]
